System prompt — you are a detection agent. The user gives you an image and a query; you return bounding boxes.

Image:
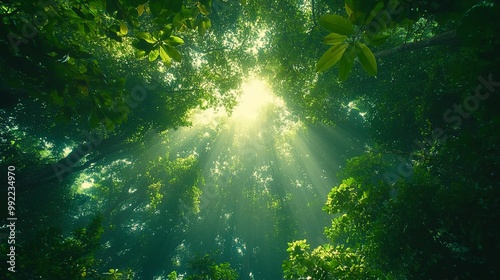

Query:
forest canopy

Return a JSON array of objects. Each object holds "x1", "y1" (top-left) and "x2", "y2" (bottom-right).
[{"x1": 0, "y1": 0, "x2": 499, "y2": 279}]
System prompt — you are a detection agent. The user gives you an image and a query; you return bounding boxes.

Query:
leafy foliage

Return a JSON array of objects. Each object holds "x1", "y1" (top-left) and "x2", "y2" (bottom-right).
[
  {"x1": 1, "y1": 0, "x2": 498, "y2": 279},
  {"x1": 169, "y1": 254, "x2": 238, "y2": 280}
]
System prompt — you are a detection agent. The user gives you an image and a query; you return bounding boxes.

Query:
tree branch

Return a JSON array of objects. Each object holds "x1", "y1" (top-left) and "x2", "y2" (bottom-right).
[{"x1": 374, "y1": 30, "x2": 458, "y2": 58}]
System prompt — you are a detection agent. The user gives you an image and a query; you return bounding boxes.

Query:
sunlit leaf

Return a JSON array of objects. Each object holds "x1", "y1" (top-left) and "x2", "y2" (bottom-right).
[
  {"x1": 136, "y1": 31, "x2": 156, "y2": 44},
  {"x1": 198, "y1": 19, "x2": 211, "y2": 36},
  {"x1": 149, "y1": 48, "x2": 159, "y2": 62},
  {"x1": 159, "y1": 46, "x2": 172, "y2": 66},
  {"x1": 135, "y1": 50, "x2": 146, "y2": 59},
  {"x1": 323, "y1": 33, "x2": 349, "y2": 45},
  {"x1": 318, "y1": 15, "x2": 355, "y2": 35},
  {"x1": 345, "y1": 0, "x2": 354, "y2": 17},
  {"x1": 198, "y1": 4, "x2": 210, "y2": 15},
  {"x1": 164, "y1": 36, "x2": 184, "y2": 46},
  {"x1": 316, "y1": 43, "x2": 349, "y2": 72},
  {"x1": 355, "y1": 42, "x2": 377, "y2": 76},
  {"x1": 339, "y1": 44, "x2": 356, "y2": 81},
  {"x1": 163, "y1": 45, "x2": 181, "y2": 62},
  {"x1": 137, "y1": 4, "x2": 145, "y2": 16},
  {"x1": 119, "y1": 22, "x2": 128, "y2": 35},
  {"x1": 160, "y1": 25, "x2": 174, "y2": 40}
]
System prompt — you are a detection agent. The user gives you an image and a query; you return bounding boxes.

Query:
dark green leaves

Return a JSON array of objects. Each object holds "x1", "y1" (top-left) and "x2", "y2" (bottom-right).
[
  {"x1": 149, "y1": 0, "x2": 183, "y2": 16},
  {"x1": 318, "y1": 15, "x2": 355, "y2": 35}
]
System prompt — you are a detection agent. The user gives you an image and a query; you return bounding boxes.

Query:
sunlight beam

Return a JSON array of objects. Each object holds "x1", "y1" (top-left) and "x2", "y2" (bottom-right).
[{"x1": 232, "y1": 79, "x2": 276, "y2": 121}]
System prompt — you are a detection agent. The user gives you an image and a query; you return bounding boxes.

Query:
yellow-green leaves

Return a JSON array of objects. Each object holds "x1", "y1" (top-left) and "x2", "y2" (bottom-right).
[
  {"x1": 198, "y1": 18, "x2": 211, "y2": 36},
  {"x1": 355, "y1": 42, "x2": 377, "y2": 76},
  {"x1": 164, "y1": 45, "x2": 181, "y2": 62},
  {"x1": 316, "y1": 32, "x2": 378, "y2": 79},
  {"x1": 149, "y1": 49, "x2": 159, "y2": 62},
  {"x1": 136, "y1": 31, "x2": 156, "y2": 44},
  {"x1": 197, "y1": 3, "x2": 210, "y2": 15},
  {"x1": 318, "y1": 15, "x2": 355, "y2": 35},
  {"x1": 133, "y1": 30, "x2": 184, "y2": 66},
  {"x1": 119, "y1": 22, "x2": 128, "y2": 36},
  {"x1": 323, "y1": 33, "x2": 349, "y2": 45},
  {"x1": 164, "y1": 36, "x2": 184, "y2": 46},
  {"x1": 159, "y1": 46, "x2": 171, "y2": 66},
  {"x1": 316, "y1": 43, "x2": 349, "y2": 72},
  {"x1": 316, "y1": 0, "x2": 387, "y2": 79},
  {"x1": 339, "y1": 44, "x2": 356, "y2": 81}
]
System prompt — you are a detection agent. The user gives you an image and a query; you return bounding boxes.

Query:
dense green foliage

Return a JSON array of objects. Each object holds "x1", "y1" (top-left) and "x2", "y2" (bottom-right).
[{"x1": 1, "y1": 0, "x2": 498, "y2": 279}]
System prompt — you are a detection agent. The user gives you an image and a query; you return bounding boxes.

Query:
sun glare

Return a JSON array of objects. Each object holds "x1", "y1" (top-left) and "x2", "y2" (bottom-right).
[{"x1": 232, "y1": 79, "x2": 277, "y2": 121}]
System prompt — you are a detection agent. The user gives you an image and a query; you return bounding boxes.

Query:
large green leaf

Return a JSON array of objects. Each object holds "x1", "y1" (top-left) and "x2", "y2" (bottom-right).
[
  {"x1": 148, "y1": 0, "x2": 163, "y2": 16},
  {"x1": 135, "y1": 50, "x2": 146, "y2": 59},
  {"x1": 163, "y1": 45, "x2": 182, "y2": 62},
  {"x1": 364, "y1": 1, "x2": 385, "y2": 25},
  {"x1": 160, "y1": 25, "x2": 174, "y2": 40},
  {"x1": 339, "y1": 44, "x2": 356, "y2": 81},
  {"x1": 132, "y1": 39, "x2": 153, "y2": 51},
  {"x1": 345, "y1": 0, "x2": 354, "y2": 17},
  {"x1": 119, "y1": 22, "x2": 128, "y2": 36},
  {"x1": 318, "y1": 15, "x2": 355, "y2": 35},
  {"x1": 149, "y1": 48, "x2": 159, "y2": 62},
  {"x1": 164, "y1": 36, "x2": 184, "y2": 46},
  {"x1": 159, "y1": 46, "x2": 172, "y2": 66},
  {"x1": 135, "y1": 32, "x2": 156, "y2": 44},
  {"x1": 355, "y1": 42, "x2": 377, "y2": 76},
  {"x1": 323, "y1": 33, "x2": 349, "y2": 45},
  {"x1": 316, "y1": 43, "x2": 349, "y2": 72}
]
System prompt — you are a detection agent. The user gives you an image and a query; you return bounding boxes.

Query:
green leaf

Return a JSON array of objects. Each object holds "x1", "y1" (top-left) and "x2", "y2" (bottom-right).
[
  {"x1": 135, "y1": 32, "x2": 156, "y2": 44},
  {"x1": 339, "y1": 44, "x2": 356, "y2": 81},
  {"x1": 164, "y1": 36, "x2": 184, "y2": 46},
  {"x1": 316, "y1": 43, "x2": 349, "y2": 72},
  {"x1": 198, "y1": 3, "x2": 210, "y2": 15},
  {"x1": 318, "y1": 15, "x2": 355, "y2": 35},
  {"x1": 160, "y1": 25, "x2": 174, "y2": 40},
  {"x1": 137, "y1": 4, "x2": 145, "y2": 16},
  {"x1": 323, "y1": 33, "x2": 349, "y2": 45},
  {"x1": 119, "y1": 22, "x2": 128, "y2": 35},
  {"x1": 149, "y1": 48, "x2": 159, "y2": 62},
  {"x1": 163, "y1": 45, "x2": 181, "y2": 62},
  {"x1": 132, "y1": 39, "x2": 153, "y2": 51},
  {"x1": 135, "y1": 50, "x2": 146, "y2": 59},
  {"x1": 364, "y1": 2, "x2": 385, "y2": 25},
  {"x1": 159, "y1": 46, "x2": 172, "y2": 66},
  {"x1": 355, "y1": 42, "x2": 377, "y2": 76},
  {"x1": 345, "y1": 0, "x2": 354, "y2": 17},
  {"x1": 149, "y1": 0, "x2": 163, "y2": 16},
  {"x1": 198, "y1": 19, "x2": 211, "y2": 36}
]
